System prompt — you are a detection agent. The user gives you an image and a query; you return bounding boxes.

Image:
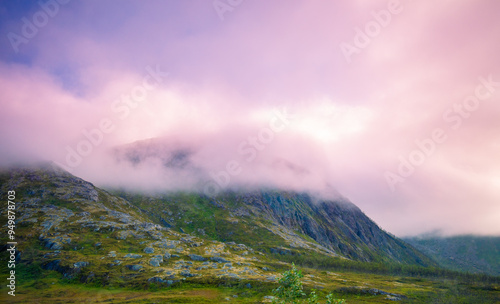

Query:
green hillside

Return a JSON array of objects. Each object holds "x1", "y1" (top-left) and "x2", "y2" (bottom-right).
[
  {"x1": 404, "y1": 235, "x2": 500, "y2": 276},
  {"x1": 0, "y1": 164, "x2": 498, "y2": 303},
  {"x1": 113, "y1": 190, "x2": 435, "y2": 266}
]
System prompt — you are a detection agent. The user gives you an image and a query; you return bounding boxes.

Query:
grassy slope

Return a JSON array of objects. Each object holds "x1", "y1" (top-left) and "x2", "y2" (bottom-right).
[
  {"x1": 6, "y1": 264, "x2": 500, "y2": 303},
  {"x1": 0, "y1": 166, "x2": 498, "y2": 303},
  {"x1": 404, "y1": 235, "x2": 500, "y2": 276},
  {"x1": 115, "y1": 190, "x2": 435, "y2": 267},
  {"x1": 113, "y1": 191, "x2": 290, "y2": 251}
]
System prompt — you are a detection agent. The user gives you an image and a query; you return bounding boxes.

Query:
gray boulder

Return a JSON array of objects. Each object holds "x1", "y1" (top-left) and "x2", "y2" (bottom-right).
[
  {"x1": 148, "y1": 276, "x2": 166, "y2": 283},
  {"x1": 210, "y1": 256, "x2": 229, "y2": 263},
  {"x1": 149, "y1": 259, "x2": 161, "y2": 267},
  {"x1": 126, "y1": 265, "x2": 143, "y2": 271},
  {"x1": 143, "y1": 247, "x2": 154, "y2": 253},
  {"x1": 124, "y1": 253, "x2": 142, "y2": 259},
  {"x1": 73, "y1": 261, "x2": 89, "y2": 268},
  {"x1": 180, "y1": 269, "x2": 197, "y2": 277},
  {"x1": 149, "y1": 255, "x2": 163, "y2": 267},
  {"x1": 189, "y1": 254, "x2": 206, "y2": 261}
]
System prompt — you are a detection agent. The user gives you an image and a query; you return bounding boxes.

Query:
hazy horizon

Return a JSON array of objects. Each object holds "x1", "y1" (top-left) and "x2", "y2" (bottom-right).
[{"x1": 1, "y1": 0, "x2": 500, "y2": 237}]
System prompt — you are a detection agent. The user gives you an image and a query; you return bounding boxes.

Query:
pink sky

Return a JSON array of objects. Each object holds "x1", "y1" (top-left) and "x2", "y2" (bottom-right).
[{"x1": 1, "y1": 0, "x2": 499, "y2": 236}]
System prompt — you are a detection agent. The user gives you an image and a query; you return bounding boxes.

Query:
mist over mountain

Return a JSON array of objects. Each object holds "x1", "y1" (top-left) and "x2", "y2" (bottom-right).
[
  {"x1": 2, "y1": 159, "x2": 499, "y2": 302},
  {"x1": 11, "y1": 124, "x2": 498, "y2": 238},
  {"x1": 0, "y1": 163, "x2": 425, "y2": 266},
  {"x1": 77, "y1": 133, "x2": 343, "y2": 199},
  {"x1": 2, "y1": 1, "x2": 500, "y2": 302}
]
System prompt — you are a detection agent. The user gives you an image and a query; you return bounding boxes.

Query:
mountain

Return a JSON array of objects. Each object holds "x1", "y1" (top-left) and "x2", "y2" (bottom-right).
[
  {"x1": 116, "y1": 190, "x2": 434, "y2": 266},
  {"x1": 404, "y1": 235, "x2": 500, "y2": 276},
  {"x1": 113, "y1": 137, "x2": 196, "y2": 170},
  {"x1": 109, "y1": 137, "x2": 435, "y2": 265},
  {"x1": 1, "y1": 164, "x2": 497, "y2": 303}
]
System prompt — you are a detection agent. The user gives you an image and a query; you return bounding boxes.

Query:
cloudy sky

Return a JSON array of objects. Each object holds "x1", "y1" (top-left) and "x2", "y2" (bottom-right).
[{"x1": 1, "y1": 0, "x2": 499, "y2": 237}]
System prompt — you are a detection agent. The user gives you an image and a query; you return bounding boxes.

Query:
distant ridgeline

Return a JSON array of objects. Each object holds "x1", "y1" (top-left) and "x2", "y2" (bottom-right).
[{"x1": 404, "y1": 235, "x2": 500, "y2": 276}]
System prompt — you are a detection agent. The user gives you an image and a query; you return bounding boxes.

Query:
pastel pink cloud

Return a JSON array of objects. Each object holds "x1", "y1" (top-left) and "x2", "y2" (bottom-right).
[{"x1": 0, "y1": 0, "x2": 499, "y2": 236}]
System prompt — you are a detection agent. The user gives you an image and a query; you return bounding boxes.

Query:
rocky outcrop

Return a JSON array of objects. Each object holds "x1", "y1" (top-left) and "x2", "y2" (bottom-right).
[
  {"x1": 42, "y1": 259, "x2": 86, "y2": 279},
  {"x1": 210, "y1": 256, "x2": 229, "y2": 263},
  {"x1": 233, "y1": 191, "x2": 433, "y2": 265},
  {"x1": 126, "y1": 265, "x2": 143, "y2": 271},
  {"x1": 0, "y1": 163, "x2": 427, "y2": 298},
  {"x1": 188, "y1": 254, "x2": 206, "y2": 261}
]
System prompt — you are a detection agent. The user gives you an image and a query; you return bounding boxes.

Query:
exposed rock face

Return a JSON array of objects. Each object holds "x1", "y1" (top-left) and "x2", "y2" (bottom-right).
[
  {"x1": 232, "y1": 191, "x2": 431, "y2": 264},
  {"x1": 41, "y1": 259, "x2": 84, "y2": 279},
  {"x1": 40, "y1": 235, "x2": 71, "y2": 250}
]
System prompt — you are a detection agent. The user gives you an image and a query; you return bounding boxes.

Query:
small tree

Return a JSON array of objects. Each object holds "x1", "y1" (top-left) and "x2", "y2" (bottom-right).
[
  {"x1": 272, "y1": 263, "x2": 346, "y2": 304},
  {"x1": 326, "y1": 293, "x2": 346, "y2": 304},
  {"x1": 272, "y1": 263, "x2": 306, "y2": 303},
  {"x1": 307, "y1": 290, "x2": 319, "y2": 304}
]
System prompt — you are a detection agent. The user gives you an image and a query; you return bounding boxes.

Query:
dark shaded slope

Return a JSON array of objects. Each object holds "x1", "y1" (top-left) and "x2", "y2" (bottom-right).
[
  {"x1": 404, "y1": 235, "x2": 500, "y2": 276},
  {"x1": 232, "y1": 190, "x2": 434, "y2": 266},
  {"x1": 118, "y1": 189, "x2": 435, "y2": 266}
]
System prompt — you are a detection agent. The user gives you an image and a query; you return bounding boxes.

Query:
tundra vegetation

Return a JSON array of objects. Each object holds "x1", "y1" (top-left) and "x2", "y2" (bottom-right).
[{"x1": 0, "y1": 165, "x2": 498, "y2": 303}]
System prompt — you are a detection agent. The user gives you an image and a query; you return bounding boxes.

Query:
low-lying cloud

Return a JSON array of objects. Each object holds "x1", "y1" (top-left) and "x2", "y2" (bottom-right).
[{"x1": 1, "y1": 0, "x2": 500, "y2": 237}]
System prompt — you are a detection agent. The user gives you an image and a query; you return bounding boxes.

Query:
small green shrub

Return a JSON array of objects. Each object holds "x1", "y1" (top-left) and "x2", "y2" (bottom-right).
[{"x1": 272, "y1": 263, "x2": 346, "y2": 304}]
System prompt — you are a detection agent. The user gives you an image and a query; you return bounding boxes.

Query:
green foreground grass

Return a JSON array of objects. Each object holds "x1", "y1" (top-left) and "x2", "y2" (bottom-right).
[
  {"x1": 0, "y1": 171, "x2": 498, "y2": 303},
  {"x1": 2, "y1": 260, "x2": 499, "y2": 303}
]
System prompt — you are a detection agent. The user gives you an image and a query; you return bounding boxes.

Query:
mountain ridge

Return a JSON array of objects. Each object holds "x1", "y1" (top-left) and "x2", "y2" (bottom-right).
[
  {"x1": 1, "y1": 163, "x2": 499, "y2": 303},
  {"x1": 404, "y1": 235, "x2": 500, "y2": 276},
  {"x1": 0, "y1": 163, "x2": 433, "y2": 266}
]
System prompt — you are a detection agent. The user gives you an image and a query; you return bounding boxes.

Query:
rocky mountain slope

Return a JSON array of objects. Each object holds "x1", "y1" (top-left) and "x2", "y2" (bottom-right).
[
  {"x1": 117, "y1": 190, "x2": 434, "y2": 266},
  {"x1": 0, "y1": 164, "x2": 429, "y2": 283},
  {"x1": 0, "y1": 164, "x2": 281, "y2": 287},
  {"x1": 107, "y1": 137, "x2": 431, "y2": 266},
  {"x1": 3, "y1": 164, "x2": 498, "y2": 303}
]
